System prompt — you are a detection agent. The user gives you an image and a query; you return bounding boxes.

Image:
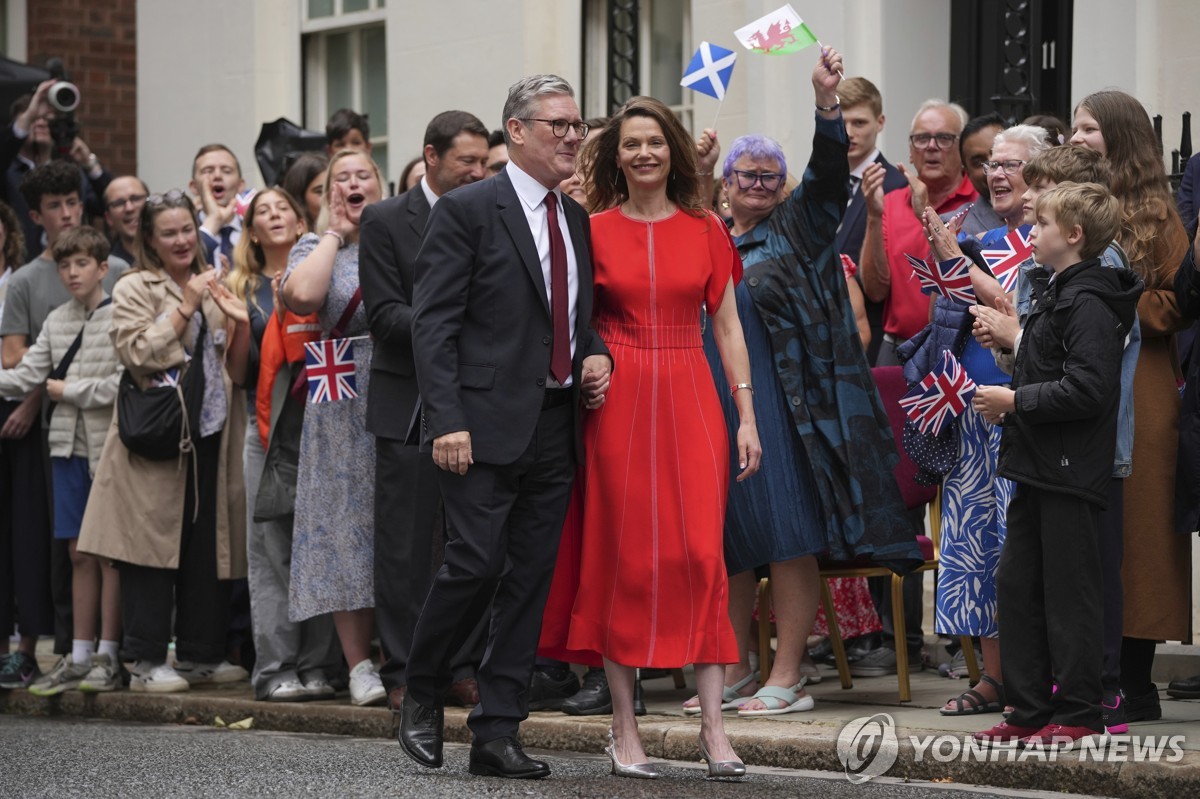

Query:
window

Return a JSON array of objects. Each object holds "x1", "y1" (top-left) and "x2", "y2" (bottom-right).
[
  {"x1": 582, "y1": 0, "x2": 691, "y2": 132},
  {"x1": 303, "y1": 0, "x2": 389, "y2": 182}
]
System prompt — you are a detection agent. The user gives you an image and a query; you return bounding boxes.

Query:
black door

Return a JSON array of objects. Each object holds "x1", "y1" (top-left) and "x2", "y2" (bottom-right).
[{"x1": 950, "y1": 0, "x2": 1074, "y2": 125}]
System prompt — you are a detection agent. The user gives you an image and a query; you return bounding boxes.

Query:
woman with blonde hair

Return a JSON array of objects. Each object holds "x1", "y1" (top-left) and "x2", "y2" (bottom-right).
[{"x1": 281, "y1": 150, "x2": 386, "y2": 706}]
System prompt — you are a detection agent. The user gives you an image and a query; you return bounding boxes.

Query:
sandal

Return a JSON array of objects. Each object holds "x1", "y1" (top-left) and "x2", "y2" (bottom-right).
[
  {"x1": 737, "y1": 681, "x2": 815, "y2": 717},
  {"x1": 683, "y1": 670, "x2": 758, "y2": 714},
  {"x1": 940, "y1": 674, "x2": 1005, "y2": 716}
]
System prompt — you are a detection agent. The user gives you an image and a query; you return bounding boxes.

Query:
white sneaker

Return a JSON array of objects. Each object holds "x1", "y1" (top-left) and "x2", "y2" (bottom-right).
[
  {"x1": 265, "y1": 678, "x2": 309, "y2": 702},
  {"x1": 348, "y1": 660, "x2": 385, "y2": 706},
  {"x1": 78, "y1": 654, "x2": 123, "y2": 693},
  {"x1": 300, "y1": 671, "x2": 336, "y2": 700},
  {"x1": 130, "y1": 661, "x2": 189, "y2": 693},
  {"x1": 174, "y1": 660, "x2": 249, "y2": 685}
]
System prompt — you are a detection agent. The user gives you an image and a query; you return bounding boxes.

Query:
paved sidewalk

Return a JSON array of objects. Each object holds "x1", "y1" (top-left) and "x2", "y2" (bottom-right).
[{"x1": 4, "y1": 653, "x2": 1199, "y2": 798}]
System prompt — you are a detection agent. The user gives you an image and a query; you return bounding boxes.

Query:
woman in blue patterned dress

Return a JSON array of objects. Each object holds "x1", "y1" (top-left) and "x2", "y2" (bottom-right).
[
  {"x1": 901, "y1": 125, "x2": 1049, "y2": 716},
  {"x1": 281, "y1": 149, "x2": 383, "y2": 706}
]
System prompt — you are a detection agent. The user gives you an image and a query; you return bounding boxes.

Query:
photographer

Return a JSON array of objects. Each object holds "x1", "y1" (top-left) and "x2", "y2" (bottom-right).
[{"x1": 1, "y1": 79, "x2": 112, "y2": 262}]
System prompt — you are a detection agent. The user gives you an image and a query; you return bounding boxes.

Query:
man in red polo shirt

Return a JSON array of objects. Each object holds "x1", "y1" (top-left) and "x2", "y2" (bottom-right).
[{"x1": 859, "y1": 99, "x2": 978, "y2": 365}]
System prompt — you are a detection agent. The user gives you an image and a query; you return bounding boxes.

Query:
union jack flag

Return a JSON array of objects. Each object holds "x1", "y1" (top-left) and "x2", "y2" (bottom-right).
[
  {"x1": 979, "y1": 224, "x2": 1033, "y2": 293},
  {"x1": 905, "y1": 253, "x2": 976, "y2": 304},
  {"x1": 899, "y1": 350, "x2": 978, "y2": 436},
  {"x1": 304, "y1": 338, "x2": 357, "y2": 403},
  {"x1": 148, "y1": 367, "x2": 181, "y2": 388}
]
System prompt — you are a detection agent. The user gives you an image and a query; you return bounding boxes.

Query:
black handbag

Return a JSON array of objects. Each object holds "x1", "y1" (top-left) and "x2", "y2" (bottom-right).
[{"x1": 117, "y1": 312, "x2": 207, "y2": 460}]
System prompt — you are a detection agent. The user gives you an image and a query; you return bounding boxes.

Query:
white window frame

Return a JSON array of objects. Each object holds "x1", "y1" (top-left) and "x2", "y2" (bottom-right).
[
  {"x1": 640, "y1": 0, "x2": 692, "y2": 133},
  {"x1": 301, "y1": 2, "x2": 388, "y2": 175}
]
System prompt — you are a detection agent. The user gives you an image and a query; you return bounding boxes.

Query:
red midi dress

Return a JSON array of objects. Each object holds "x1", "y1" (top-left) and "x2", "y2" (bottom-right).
[{"x1": 561, "y1": 207, "x2": 741, "y2": 668}]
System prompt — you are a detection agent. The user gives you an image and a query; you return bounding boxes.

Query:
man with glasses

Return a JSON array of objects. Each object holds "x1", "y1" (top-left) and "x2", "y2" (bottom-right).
[
  {"x1": 400, "y1": 75, "x2": 610, "y2": 779},
  {"x1": 102, "y1": 176, "x2": 148, "y2": 264},
  {"x1": 859, "y1": 99, "x2": 977, "y2": 366}
]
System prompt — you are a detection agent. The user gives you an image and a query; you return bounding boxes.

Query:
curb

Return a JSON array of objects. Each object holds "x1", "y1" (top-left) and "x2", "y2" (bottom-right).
[{"x1": 4, "y1": 687, "x2": 1198, "y2": 798}]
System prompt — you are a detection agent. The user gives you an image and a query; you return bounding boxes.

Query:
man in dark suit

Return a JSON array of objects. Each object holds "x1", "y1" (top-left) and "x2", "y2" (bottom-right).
[
  {"x1": 401, "y1": 75, "x2": 611, "y2": 780},
  {"x1": 359, "y1": 110, "x2": 491, "y2": 720},
  {"x1": 832, "y1": 77, "x2": 907, "y2": 365}
]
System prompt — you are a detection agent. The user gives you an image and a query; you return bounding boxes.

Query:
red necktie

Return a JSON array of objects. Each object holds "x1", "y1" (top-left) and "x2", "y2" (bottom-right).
[{"x1": 544, "y1": 191, "x2": 571, "y2": 384}]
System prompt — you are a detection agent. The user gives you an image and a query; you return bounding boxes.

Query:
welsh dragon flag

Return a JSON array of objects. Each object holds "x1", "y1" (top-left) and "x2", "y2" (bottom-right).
[{"x1": 734, "y1": 4, "x2": 819, "y2": 56}]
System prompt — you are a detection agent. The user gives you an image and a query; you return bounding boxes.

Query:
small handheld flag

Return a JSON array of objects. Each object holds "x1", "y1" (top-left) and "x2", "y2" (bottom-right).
[
  {"x1": 681, "y1": 42, "x2": 737, "y2": 100},
  {"x1": 148, "y1": 367, "x2": 181, "y2": 389},
  {"x1": 905, "y1": 253, "x2": 976, "y2": 304},
  {"x1": 899, "y1": 351, "x2": 978, "y2": 436},
  {"x1": 734, "y1": 4, "x2": 819, "y2": 56},
  {"x1": 304, "y1": 338, "x2": 358, "y2": 403},
  {"x1": 979, "y1": 224, "x2": 1033, "y2": 294}
]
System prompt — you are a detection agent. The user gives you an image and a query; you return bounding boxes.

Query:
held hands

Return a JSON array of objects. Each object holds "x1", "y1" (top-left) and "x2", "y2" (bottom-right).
[
  {"x1": 862, "y1": 162, "x2": 886, "y2": 218},
  {"x1": 898, "y1": 164, "x2": 930, "y2": 221},
  {"x1": 972, "y1": 385, "x2": 1015, "y2": 425},
  {"x1": 921, "y1": 207, "x2": 964, "y2": 262},
  {"x1": 207, "y1": 278, "x2": 250, "y2": 325},
  {"x1": 433, "y1": 430, "x2": 473, "y2": 475},
  {"x1": 45, "y1": 379, "x2": 65, "y2": 402},
  {"x1": 179, "y1": 270, "x2": 211, "y2": 318},
  {"x1": 735, "y1": 420, "x2": 763, "y2": 482},
  {"x1": 696, "y1": 129, "x2": 721, "y2": 177},
  {"x1": 812, "y1": 47, "x2": 843, "y2": 105},
  {"x1": 970, "y1": 295, "x2": 1019, "y2": 350},
  {"x1": 580, "y1": 354, "x2": 613, "y2": 410}
]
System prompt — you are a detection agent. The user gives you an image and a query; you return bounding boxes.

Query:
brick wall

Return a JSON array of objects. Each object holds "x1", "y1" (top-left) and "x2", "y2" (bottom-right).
[{"x1": 26, "y1": 0, "x2": 137, "y2": 178}]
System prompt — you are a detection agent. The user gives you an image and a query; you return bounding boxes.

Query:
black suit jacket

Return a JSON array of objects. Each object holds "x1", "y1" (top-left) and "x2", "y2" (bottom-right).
[
  {"x1": 360, "y1": 185, "x2": 431, "y2": 439},
  {"x1": 411, "y1": 169, "x2": 607, "y2": 465},
  {"x1": 833, "y1": 152, "x2": 907, "y2": 263}
]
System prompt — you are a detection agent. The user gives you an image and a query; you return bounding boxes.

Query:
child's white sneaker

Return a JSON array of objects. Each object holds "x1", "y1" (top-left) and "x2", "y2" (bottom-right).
[
  {"x1": 348, "y1": 660, "x2": 385, "y2": 706},
  {"x1": 130, "y1": 661, "x2": 189, "y2": 693}
]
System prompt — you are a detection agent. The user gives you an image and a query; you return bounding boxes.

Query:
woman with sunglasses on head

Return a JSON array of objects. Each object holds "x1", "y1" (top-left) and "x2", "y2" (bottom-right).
[
  {"x1": 692, "y1": 49, "x2": 923, "y2": 720},
  {"x1": 280, "y1": 149, "x2": 386, "y2": 706},
  {"x1": 904, "y1": 125, "x2": 1052, "y2": 720},
  {"x1": 78, "y1": 190, "x2": 251, "y2": 693}
]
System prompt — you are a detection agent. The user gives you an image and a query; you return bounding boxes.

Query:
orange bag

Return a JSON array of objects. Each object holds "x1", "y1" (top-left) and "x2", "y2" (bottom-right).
[{"x1": 255, "y1": 311, "x2": 322, "y2": 447}]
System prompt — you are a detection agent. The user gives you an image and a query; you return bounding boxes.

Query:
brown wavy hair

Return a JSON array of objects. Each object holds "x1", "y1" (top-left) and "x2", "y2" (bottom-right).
[
  {"x1": 0, "y1": 200, "x2": 26, "y2": 269},
  {"x1": 1075, "y1": 90, "x2": 1188, "y2": 284},
  {"x1": 582, "y1": 96, "x2": 707, "y2": 217}
]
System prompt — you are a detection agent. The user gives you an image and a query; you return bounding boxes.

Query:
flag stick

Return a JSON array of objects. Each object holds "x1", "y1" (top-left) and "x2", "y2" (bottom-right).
[
  {"x1": 711, "y1": 95, "x2": 726, "y2": 133},
  {"x1": 815, "y1": 40, "x2": 845, "y2": 80}
]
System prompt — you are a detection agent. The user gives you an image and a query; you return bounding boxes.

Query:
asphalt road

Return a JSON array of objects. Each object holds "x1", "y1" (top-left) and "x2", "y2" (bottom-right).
[{"x1": 0, "y1": 716, "x2": 1104, "y2": 798}]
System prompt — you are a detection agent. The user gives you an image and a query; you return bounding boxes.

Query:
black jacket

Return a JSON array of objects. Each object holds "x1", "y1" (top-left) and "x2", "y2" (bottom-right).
[
  {"x1": 998, "y1": 259, "x2": 1144, "y2": 506},
  {"x1": 1173, "y1": 244, "x2": 1200, "y2": 532}
]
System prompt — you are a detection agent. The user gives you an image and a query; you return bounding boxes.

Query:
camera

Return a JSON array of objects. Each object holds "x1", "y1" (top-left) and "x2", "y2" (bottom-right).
[{"x1": 45, "y1": 58, "x2": 81, "y2": 159}]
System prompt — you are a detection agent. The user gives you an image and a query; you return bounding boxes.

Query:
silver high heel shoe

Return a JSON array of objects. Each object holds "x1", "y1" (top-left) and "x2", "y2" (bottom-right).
[
  {"x1": 698, "y1": 735, "x2": 746, "y2": 778},
  {"x1": 605, "y1": 728, "x2": 660, "y2": 779}
]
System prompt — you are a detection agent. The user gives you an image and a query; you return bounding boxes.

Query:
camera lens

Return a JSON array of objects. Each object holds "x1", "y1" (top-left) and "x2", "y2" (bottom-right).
[{"x1": 48, "y1": 81, "x2": 80, "y2": 113}]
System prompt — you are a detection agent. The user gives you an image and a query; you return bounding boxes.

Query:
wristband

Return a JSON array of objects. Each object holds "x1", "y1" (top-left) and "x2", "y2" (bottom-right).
[
  {"x1": 730, "y1": 383, "x2": 754, "y2": 396},
  {"x1": 176, "y1": 306, "x2": 193, "y2": 322},
  {"x1": 323, "y1": 229, "x2": 345, "y2": 248},
  {"x1": 815, "y1": 96, "x2": 840, "y2": 112}
]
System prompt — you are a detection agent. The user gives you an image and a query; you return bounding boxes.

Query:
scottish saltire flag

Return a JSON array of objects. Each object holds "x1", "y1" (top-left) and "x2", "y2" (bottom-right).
[
  {"x1": 148, "y1": 367, "x2": 181, "y2": 389},
  {"x1": 905, "y1": 253, "x2": 976, "y2": 304},
  {"x1": 681, "y1": 42, "x2": 737, "y2": 100},
  {"x1": 734, "y1": 4, "x2": 819, "y2": 55},
  {"x1": 980, "y1": 224, "x2": 1033, "y2": 293},
  {"x1": 899, "y1": 351, "x2": 978, "y2": 436},
  {"x1": 304, "y1": 338, "x2": 357, "y2": 403}
]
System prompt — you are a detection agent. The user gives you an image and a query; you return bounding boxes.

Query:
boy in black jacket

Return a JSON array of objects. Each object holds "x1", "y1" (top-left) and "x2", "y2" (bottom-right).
[{"x1": 970, "y1": 182, "x2": 1143, "y2": 751}]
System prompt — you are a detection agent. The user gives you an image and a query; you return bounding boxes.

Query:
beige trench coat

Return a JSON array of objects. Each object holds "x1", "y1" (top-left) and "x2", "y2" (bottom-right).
[{"x1": 78, "y1": 268, "x2": 247, "y2": 579}]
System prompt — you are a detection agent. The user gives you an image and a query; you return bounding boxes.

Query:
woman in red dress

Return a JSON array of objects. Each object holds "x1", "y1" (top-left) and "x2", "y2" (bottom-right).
[{"x1": 564, "y1": 96, "x2": 761, "y2": 778}]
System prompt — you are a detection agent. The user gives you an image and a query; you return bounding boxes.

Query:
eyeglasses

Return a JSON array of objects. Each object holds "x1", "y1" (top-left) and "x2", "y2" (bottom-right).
[
  {"x1": 106, "y1": 193, "x2": 148, "y2": 212},
  {"x1": 909, "y1": 132, "x2": 959, "y2": 150},
  {"x1": 982, "y1": 160, "x2": 1026, "y2": 176},
  {"x1": 731, "y1": 170, "x2": 784, "y2": 192},
  {"x1": 519, "y1": 118, "x2": 589, "y2": 139},
  {"x1": 145, "y1": 189, "x2": 190, "y2": 208}
]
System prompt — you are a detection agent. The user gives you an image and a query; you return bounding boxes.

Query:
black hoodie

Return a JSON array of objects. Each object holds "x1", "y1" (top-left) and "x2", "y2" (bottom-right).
[{"x1": 997, "y1": 258, "x2": 1144, "y2": 506}]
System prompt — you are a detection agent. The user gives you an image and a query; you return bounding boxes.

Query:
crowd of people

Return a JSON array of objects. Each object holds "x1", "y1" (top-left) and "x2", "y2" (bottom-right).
[{"x1": 1, "y1": 44, "x2": 1199, "y2": 779}]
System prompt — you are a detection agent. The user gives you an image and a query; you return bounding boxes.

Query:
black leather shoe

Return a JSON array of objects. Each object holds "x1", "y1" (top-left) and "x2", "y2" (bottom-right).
[
  {"x1": 1167, "y1": 674, "x2": 1200, "y2": 699},
  {"x1": 528, "y1": 667, "x2": 579, "y2": 711},
  {"x1": 561, "y1": 668, "x2": 611, "y2": 715},
  {"x1": 1123, "y1": 686, "x2": 1163, "y2": 722},
  {"x1": 397, "y1": 693, "x2": 444, "y2": 768},
  {"x1": 468, "y1": 737, "x2": 550, "y2": 779}
]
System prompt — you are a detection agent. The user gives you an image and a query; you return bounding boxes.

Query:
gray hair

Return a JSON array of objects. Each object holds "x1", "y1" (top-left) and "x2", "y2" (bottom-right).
[
  {"x1": 910, "y1": 99, "x2": 969, "y2": 134},
  {"x1": 993, "y1": 124, "x2": 1052, "y2": 159},
  {"x1": 501, "y1": 74, "x2": 576, "y2": 146}
]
